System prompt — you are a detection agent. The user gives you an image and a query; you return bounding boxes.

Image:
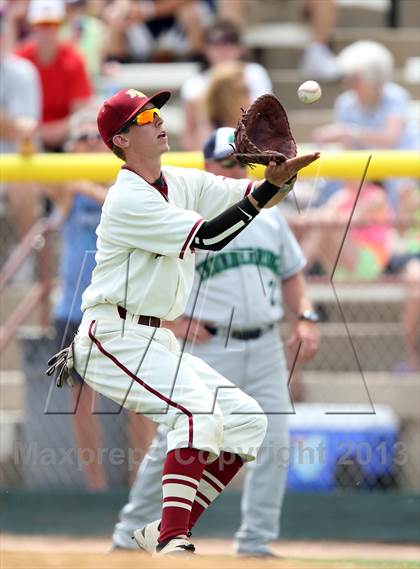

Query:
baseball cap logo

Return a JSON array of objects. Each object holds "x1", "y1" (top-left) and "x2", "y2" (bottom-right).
[{"x1": 125, "y1": 89, "x2": 147, "y2": 99}]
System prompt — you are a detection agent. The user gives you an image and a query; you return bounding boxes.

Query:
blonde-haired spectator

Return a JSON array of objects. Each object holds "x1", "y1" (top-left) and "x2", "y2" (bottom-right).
[
  {"x1": 204, "y1": 60, "x2": 250, "y2": 129},
  {"x1": 181, "y1": 19, "x2": 272, "y2": 150}
]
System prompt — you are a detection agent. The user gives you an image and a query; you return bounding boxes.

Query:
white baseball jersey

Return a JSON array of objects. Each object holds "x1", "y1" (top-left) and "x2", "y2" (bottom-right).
[
  {"x1": 74, "y1": 165, "x2": 265, "y2": 462},
  {"x1": 81, "y1": 166, "x2": 254, "y2": 320},
  {"x1": 185, "y1": 207, "x2": 306, "y2": 328},
  {"x1": 112, "y1": 208, "x2": 304, "y2": 551}
]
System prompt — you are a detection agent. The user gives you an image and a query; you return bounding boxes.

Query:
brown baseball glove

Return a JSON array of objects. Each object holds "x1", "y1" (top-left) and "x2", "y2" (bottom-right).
[{"x1": 234, "y1": 94, "x2": 297, "y2": 166}]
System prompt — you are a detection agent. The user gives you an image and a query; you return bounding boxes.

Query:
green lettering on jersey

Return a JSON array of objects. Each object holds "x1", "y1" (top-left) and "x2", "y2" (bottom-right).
[{"x1": 196, "y1": 248, "x2": 280, "y2": 280}]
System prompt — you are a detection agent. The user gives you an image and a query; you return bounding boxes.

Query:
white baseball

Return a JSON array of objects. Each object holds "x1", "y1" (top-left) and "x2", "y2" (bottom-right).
[{"x1": 297, "y1": 80, "x2": 322, "y2": 104}]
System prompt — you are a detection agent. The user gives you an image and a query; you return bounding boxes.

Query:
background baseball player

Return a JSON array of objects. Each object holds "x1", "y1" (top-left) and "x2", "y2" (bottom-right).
[
  {"x1": 48, "y1": 88, "x2": 319, "y2": 556},
  {"x1": 111, "y1": 127, "x2": 320, "y2": 557}
]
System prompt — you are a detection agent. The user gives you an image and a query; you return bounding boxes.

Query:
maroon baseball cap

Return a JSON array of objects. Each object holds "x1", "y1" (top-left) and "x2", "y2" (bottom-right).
[{"x1": 97, "y1": 88, "x2": 171, "y2": 149}]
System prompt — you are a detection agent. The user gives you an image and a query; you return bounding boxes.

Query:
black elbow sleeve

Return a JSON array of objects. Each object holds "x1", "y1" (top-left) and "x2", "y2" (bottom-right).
[
  {"x1": 251, "y1": 180, "x2": 280, "y2": 208},
  {"x1": 194, "y1": 197, "x2": 259, "y2": 251},
  {"x1": 251, "y1": 176, "x2": 296, "y2": 208}
]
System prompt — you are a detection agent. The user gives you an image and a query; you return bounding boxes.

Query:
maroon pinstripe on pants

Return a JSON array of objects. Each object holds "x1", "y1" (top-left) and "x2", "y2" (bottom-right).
[{"x1": 87, "y1": 319, "x2": 194, "y2": 446}]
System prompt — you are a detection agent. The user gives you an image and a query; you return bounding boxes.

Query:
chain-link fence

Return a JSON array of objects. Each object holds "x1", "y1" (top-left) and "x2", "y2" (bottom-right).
[{"x1": 1, "y1": 209, "x2": 418, "y2": 496}]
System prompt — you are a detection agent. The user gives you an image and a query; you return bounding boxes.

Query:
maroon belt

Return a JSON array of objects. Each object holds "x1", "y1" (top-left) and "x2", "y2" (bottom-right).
[{"x1": 117, "y1": 306, "x2": 161, "y2": 327}]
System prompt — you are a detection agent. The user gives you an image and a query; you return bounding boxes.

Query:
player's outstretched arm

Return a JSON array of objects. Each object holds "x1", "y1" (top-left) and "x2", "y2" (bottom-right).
[
  {"x1": 193, "y1": 152, "x2": 319, "y2": 252},
  {"x1": 252, "y1": 152, "x2": 321, "y2": 210}
]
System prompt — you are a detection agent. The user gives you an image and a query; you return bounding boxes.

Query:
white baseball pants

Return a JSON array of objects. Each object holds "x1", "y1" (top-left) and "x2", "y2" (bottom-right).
[{"x1": 73, "y1": 304, "x2": 267, "y2": 462}]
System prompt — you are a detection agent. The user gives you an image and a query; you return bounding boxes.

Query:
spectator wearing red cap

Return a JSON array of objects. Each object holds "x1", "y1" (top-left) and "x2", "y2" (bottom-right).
[{"x1": 15, "y1": 0, "x2": 93, "y2": 151}]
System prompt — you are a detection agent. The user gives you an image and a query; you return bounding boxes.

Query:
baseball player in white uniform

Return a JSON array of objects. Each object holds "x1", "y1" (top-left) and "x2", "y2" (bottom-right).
[
  {"x1": 53, "y1": 88, "x2": 319, "y2": 556},
  {"x1": 111, "y1": 127, "x2": 320, "y2": 557}
]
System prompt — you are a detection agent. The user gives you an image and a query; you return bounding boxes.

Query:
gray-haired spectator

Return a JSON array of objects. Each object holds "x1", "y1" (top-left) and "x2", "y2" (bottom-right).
[{"x1": 313, "y1": 40, "x2": 419, "y2": 208}]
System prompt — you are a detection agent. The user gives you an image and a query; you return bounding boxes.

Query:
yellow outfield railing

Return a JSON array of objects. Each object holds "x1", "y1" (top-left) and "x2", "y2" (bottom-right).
[{"x1": 0, "y1": 150, "x2": 419, "y2": 183}]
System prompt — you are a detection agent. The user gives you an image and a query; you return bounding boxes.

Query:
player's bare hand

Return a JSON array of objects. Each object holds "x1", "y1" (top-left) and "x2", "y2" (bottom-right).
[
  {"x1": 264, "y1": 152, "x2": 320, "y2": 187},
  {"x1": 288, "y1": 320, "x2": 320, "y2": 362}
]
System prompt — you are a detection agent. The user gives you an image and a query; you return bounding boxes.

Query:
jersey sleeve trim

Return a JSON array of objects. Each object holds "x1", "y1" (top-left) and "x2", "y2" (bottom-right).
[
  {"x1": 179, "y1": 217, "x2": 206, "y2": 259},
  {"x1": 280, "y1": 258, "x2": 307, "y2": 279},
  {"x1": 245, "y1": 181, "x2": 254, "y2": 196}
]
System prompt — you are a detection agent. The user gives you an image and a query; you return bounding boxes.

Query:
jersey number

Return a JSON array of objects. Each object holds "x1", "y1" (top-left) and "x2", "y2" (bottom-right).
[{"x1": 267, "y1": 279, "x2": 278, "y2": 307}]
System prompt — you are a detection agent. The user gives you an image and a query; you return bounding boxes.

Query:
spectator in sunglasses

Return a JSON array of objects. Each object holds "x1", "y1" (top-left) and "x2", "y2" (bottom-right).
[
  {"x1": 14, "y1": 0, "x2": 92, "y2": 152},
  {"x1": 185, "y1": 60, "x2": 251, "y2": 149},
  {"x1": 181, "y1": 19, "x2": 272, "y2": 150}
]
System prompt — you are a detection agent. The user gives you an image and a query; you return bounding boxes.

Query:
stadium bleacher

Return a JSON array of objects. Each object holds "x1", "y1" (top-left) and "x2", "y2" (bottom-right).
[
  {"x1": 96, "y1": 1, "x2": 419, "y2": 146},
  {"x1": 1, "y1": 0, "x2": 419, "y2": 494}
]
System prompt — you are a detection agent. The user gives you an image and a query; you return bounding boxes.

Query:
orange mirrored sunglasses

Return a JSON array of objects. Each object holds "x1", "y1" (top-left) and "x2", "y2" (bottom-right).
[{"x1": 133, "y1": 107, "x2": 161, "y2": 126}]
